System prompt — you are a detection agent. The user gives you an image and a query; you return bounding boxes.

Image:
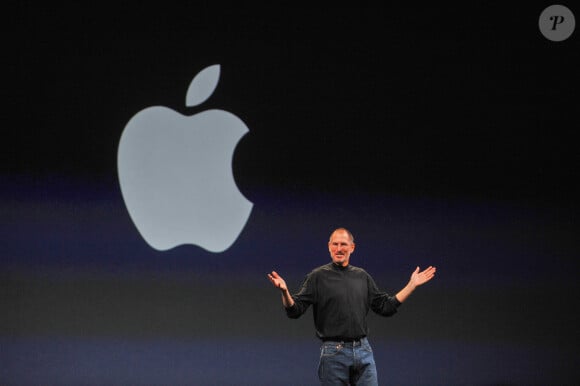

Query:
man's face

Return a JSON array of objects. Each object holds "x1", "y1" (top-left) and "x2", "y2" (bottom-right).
[{"x1": 328, "y1": 230, "x2": 355, "y2": 267}]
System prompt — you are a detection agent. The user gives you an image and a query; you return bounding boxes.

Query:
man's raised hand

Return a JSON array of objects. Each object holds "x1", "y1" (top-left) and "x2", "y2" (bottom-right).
[
  {"x1": 268, "y1": 271, "x2": 288, "y2": 292},
  {"x1": 410, "y1": 266, "x2": 437, "y2": 287}
]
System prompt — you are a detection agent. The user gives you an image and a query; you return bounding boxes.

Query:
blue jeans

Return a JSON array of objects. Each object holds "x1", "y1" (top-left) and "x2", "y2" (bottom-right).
[{"x1": 317, "y1": 337, "x2": 378, "y2": 386}]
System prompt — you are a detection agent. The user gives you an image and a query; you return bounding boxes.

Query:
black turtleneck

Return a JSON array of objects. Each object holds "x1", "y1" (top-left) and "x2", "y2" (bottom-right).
[{"x1": 285, "y1": 262, "x2": 401, "y2": 341}]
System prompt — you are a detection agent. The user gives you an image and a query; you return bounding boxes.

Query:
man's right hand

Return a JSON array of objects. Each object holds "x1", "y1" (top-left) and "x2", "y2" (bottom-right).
[
  {"x1": 268, "y1": 271, "x2": 288, "y2": 292},
  {"x1": 268, "y1": 271, "x2": 295, "y2": 308}
]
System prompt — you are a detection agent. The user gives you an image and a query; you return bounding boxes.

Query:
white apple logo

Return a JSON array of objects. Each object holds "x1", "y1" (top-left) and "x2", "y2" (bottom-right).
[{"x1": 117, "y1": 64, "x2": 253, "y2": 252}]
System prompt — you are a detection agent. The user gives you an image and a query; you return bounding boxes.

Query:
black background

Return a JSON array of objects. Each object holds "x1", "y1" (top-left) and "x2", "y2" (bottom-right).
[{"x1": 3, "y1": 3, "x2": 579, "y2": 385}]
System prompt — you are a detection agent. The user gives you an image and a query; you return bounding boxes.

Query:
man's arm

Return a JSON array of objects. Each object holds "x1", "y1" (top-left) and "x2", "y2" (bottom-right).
[
  {"x1": 268, "y1": 271, "x2": 295, "y2": 308},
  {"x1": 395, "y1": 266, "x2": 437, "y2": 303}
]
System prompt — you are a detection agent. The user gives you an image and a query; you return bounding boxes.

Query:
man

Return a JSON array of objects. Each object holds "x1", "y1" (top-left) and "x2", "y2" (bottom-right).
[{"x1": 268, "y1": 228, "x2": 436, "y2": 386}]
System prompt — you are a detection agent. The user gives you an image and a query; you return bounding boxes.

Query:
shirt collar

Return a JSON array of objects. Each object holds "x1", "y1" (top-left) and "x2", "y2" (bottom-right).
[{"x1": 331, "y1": 262, "x2": 350, "y2": 271}]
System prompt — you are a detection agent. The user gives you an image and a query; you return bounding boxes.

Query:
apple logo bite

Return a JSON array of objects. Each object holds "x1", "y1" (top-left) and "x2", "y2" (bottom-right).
[{"x1": 117, "y1": 64, "x2": 253, "y2": 252}]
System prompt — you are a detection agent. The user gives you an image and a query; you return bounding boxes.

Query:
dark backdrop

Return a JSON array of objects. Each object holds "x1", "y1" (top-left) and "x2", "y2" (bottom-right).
[{"x1": 3, "y1": 3, "x2": 579, "y2": 385}]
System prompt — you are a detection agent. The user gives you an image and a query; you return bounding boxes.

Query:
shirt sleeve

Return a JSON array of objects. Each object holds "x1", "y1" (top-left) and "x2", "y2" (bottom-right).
[
  {"x1": 285, "y1": 273, "x2": 316, "y2": 319},
  {"x1": 367, "y1": 273, "x2": 401, "y2": 317}
]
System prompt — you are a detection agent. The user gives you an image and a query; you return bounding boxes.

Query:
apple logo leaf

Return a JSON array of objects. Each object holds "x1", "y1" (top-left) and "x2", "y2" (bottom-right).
[{"x1": 186, "y1": 64, "x2": 221, "y2": 107}]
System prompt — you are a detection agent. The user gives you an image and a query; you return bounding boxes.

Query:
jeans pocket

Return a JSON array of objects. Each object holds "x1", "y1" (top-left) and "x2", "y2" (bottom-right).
[
  {"x1": 319, "y1": 343, "x2": 343, "y2": 381},
  {"x1": 362, "y1": 341, "x2": 373, "y2": 353},
  {"x1": 321, "y1": 342, "x2": 343, "y2": 357}
]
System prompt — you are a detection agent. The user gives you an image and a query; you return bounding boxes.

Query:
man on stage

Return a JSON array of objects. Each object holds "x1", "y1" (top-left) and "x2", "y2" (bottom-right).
[{"x1": 268, "y1": 227, "x2": 436, "y2": 386}]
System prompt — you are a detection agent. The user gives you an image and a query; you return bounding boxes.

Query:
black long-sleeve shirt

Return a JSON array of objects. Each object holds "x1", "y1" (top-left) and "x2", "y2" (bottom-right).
[{"x1": 285, "y1": 262, "x2": 401, "y2": 341}]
